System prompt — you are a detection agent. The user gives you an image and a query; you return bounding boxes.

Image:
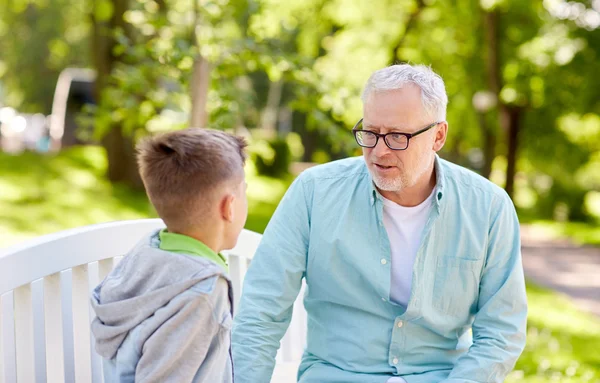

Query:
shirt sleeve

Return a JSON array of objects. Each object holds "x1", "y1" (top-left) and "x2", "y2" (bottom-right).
[
  {"x1": 440, "y1": 191, "x2": 528, "y2": 382},
  {"x1": 232, "y1": 176, "x2": 311, "y2": 383}
]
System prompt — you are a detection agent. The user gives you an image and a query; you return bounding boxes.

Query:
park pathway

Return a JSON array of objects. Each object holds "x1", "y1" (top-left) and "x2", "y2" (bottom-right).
[{"x1": 521, "y1": 225, "x2": 600, "y2": 317}]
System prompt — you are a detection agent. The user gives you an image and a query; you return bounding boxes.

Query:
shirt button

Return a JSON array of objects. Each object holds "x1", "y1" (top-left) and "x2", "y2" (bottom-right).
[
  {"x1": 397, "y1": 321, "x2": 403, "y2": 328},
  {"x1": 392, "y1": 357, "x2": 399, "y2": 365},
  {"x1": 382, "y1": 297, "x2": 386, "y2": 302},
  {"x1": 381, "y1": 259, "x2": 387, "y2": 265}
]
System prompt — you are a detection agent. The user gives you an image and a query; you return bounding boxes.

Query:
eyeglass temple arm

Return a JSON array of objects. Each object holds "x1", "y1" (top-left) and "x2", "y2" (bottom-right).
[{"x1": 408, "y1": 121, "x2": 441, "y2": 138}]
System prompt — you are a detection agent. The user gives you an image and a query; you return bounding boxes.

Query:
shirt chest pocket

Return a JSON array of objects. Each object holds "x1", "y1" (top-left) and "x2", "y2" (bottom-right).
[{"x1": 432, "y1": 257, "x2": 482, "y2": 318}]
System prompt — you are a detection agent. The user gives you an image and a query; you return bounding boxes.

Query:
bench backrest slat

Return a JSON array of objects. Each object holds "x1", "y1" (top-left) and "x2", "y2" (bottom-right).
[
  {"x1": 13, "y1": 285, "x2": 35, "y2": 383},
  {"x1": 43, "y1": 273, "x2": 65, "y2": 383},
  {"x1": 0, "y1": 219, "x2": 304, "y2": 383}
]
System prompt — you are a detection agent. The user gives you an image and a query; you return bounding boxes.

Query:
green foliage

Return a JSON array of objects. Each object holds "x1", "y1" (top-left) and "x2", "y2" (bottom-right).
[
  {"x1": 95, "y1": 0, "x2": 114, "y2": 22},
  {"x1": 252, "y1": 136, "x2": 292, "y2": 177},
  {"x1": 1, "y1": 0, "x2": 600, "y2": 222},
  {"x1": 0, "y1": 0, "x2": 90, "y2": 112}
]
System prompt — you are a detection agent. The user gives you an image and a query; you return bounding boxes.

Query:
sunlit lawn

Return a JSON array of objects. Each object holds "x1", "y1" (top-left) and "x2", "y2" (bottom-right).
[
  {"x1": 1, "y1": 146, "x2": 599, "y2": 382},
  {"x1": 0, "y1": 146, "x2": 288, "y2": 247},
  {"x1": 507, "y1": 283, "x2": 600, "y2": 382},
  {"x1": 521, "y1": 220, "x2": 600, "y2": 248}
]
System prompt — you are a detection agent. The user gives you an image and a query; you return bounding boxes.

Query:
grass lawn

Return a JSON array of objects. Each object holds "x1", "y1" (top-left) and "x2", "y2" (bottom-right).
[
  {"x1": 0, "y1": 146, "x2": 289, "y2": 247},
  {"x1": 1, "y1": 146, "x2": 599, "y2": 382},
  {"x1": 508, "y1": 283, "x2": 600, "y2": 382},
  {"x1": 521, "y1": 220, "x2": 600, "y2": 248}
]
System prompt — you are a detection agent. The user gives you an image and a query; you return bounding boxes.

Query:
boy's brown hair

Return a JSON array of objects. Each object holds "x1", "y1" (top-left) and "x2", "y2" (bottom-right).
[{"x1": 136, "y1": 128, "x2": 247, "y2": 232}]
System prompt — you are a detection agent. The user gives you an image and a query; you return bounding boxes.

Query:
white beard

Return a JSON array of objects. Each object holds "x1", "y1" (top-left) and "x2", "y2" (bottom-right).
[
  {"x1": 369, "y1": 154, "x2": 433, "y2": 192},
  {"x1": 372, "y1": 173, "x2": 406, "y2": 191}
]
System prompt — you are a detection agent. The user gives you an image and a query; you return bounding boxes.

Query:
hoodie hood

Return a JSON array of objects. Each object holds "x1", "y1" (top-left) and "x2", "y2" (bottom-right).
[{"x1": 90, "y1": 231, "x2": 227, "y2": 359}]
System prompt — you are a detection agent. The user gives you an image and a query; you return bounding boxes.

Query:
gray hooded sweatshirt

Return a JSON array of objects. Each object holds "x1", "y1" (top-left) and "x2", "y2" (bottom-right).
[{"x1": 91, "y1": 231, "x2": 233, "y2": 383}]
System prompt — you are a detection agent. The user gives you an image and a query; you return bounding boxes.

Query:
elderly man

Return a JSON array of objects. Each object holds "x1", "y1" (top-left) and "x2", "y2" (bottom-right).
[{"x1": 232, "y1": 64, "x2": 527, "y2": 383}]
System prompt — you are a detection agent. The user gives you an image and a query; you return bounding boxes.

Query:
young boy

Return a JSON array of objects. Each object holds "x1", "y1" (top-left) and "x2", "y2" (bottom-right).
[{"x1": 91, "y1": 128, "x2": 248, "y2": 383}]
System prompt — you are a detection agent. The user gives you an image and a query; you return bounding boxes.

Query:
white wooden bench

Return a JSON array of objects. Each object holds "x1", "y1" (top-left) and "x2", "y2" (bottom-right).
[{"x1": 0, "y1": 219, "x2": 306, "y2": 383}]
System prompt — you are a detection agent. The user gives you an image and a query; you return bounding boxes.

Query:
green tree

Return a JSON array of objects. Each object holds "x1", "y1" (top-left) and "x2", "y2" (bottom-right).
[{"x1": 0, "y1": 0, "x2": 89, "y2": 113}]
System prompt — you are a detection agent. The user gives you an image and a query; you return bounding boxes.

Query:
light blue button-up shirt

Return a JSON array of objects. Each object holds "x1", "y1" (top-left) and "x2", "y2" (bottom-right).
[{"x1": 232, "y1": 156, "x2": 527, "y2": 383}]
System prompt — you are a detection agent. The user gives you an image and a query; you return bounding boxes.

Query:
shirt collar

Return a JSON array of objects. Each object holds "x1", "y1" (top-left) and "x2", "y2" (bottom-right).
[
  {"x1": 158, "y1": 229, "x2": 229, "y2": 272},
  {"x1": 369, "y1": 154, "x2": 445, "y2": 208}
]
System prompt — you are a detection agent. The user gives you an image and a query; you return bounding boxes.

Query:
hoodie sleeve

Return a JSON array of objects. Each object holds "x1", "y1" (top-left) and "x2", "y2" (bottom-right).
[{"x1": 134, "y1": 278, "x2": 230, "y2": 383}]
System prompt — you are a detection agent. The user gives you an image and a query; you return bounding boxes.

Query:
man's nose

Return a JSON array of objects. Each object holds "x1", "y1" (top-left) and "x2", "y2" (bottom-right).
[{"x1": 373, "y1": 136, "x2": 392, "y2": 157}]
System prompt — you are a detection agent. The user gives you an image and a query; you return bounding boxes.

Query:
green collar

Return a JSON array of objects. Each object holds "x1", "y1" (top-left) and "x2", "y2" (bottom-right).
[{"x1": 158, "y1": 229, "x2": 228, "y2": 272}]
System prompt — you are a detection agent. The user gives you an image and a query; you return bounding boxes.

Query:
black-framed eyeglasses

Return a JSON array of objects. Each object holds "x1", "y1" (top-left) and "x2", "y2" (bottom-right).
[{"x1": 352, "y1": 118, "x2": 441, "y2": 151}]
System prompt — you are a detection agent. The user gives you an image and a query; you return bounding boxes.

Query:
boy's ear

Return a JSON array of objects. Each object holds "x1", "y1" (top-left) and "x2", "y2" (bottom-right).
[{"x1": 220, "y1": 193, "x2": 236, "y2": 223}]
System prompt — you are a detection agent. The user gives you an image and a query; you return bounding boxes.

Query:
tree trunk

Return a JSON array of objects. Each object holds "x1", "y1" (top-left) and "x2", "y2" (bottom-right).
[
  {"x1": 301, "y1": 128, "x2": 318, "y2": 162},
  {"x1": 190, "y1": 55, "x2": 211, "y2": 128},
  {"x1": 480, "y1": 113, "x2": 496, "y2": 179},
  {"x1": 485, "y1": 11, "x2": 501, "y2": 98},
  {"x1": 92, "y1": 0, "x2": 142, "y2": 188},
  {"x1": 481, "y1": 9, "x2": 500, "y2": 180},
  {"x1": 103, "y1": 126, "x2": 141, "y2": 187},
  {"x1": 188, "y1": 0, "x2": 211, "y2": 130},
  {"x1": 260, "y1": 79, "x2": 284, "y2": 135},
  {"x1": 293, "y1": 112, "x2": 317, "y2": 162},
  {"x1": 482, "y1": 8, "x2": 523, "y2": 199},
  {"x1": 504, "y1": 106, "x2": 521, "y2": 199}
]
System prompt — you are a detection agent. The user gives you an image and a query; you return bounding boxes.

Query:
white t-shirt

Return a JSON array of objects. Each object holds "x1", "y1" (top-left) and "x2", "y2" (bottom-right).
[{"x1": 382, "y1": 189, "x2": 435, "y2": 383}]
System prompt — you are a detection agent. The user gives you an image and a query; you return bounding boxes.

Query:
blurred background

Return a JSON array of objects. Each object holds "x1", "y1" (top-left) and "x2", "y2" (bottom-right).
[{"x1": 0, "y1": 0, "x2": 599, "y2": 381}]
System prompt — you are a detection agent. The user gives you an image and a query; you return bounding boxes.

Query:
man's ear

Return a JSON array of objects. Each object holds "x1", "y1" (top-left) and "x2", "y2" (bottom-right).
[
  {"x1": 220, "y1": 193, "x2": 236, "y2": 223},
  {"x1": 433, "y1": 122, "x2": 448, "y2": 152}
]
